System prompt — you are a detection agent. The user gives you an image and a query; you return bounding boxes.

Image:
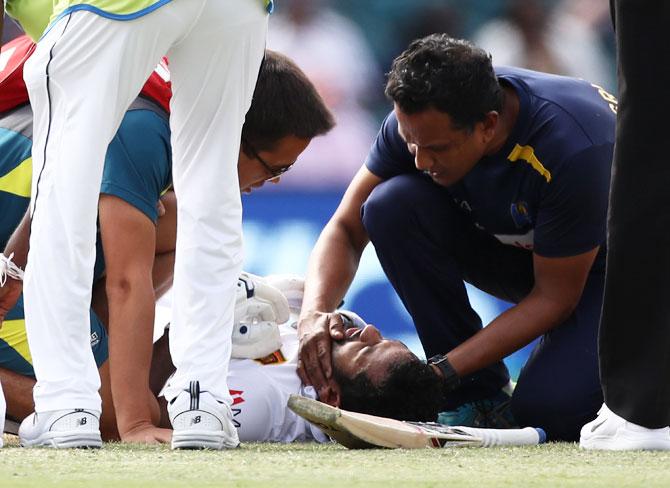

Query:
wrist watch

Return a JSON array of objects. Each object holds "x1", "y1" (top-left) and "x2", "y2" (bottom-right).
[{"x1": 428, "y1": 354, "x2": 461, "y2": 392}]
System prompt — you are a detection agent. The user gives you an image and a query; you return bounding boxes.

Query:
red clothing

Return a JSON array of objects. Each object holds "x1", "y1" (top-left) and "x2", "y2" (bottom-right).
[{"x1": 0, "y1": 35, "x2": 172, "y2": 114}]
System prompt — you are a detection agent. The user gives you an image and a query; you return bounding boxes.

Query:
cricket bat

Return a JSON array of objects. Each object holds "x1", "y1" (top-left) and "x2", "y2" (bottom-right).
[{"x1": 288, "y1": 394, "x2": 546, "y2": 449}]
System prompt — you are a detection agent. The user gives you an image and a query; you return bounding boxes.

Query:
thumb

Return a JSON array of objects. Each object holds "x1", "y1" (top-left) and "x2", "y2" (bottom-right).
[{"x1": 329, "y1": 315, "x2": 344, "y2": 340}]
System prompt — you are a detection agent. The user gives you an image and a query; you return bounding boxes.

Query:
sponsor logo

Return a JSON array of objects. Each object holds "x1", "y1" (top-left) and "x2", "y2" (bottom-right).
[
  {"x1": 229, "y1": 390, "x2": 244, "y2": 428},
  {"x1": 90, "y1": 331, "x2": 100, "y2": 348},
  {"x1": 510, "y1": 201, "x2": 532, "y2": 229}
]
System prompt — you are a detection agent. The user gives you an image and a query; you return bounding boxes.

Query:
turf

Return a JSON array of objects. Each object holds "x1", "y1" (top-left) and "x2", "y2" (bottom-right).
[{"x1": 1, "y1": 435, "x2": 669, "y2": 488}]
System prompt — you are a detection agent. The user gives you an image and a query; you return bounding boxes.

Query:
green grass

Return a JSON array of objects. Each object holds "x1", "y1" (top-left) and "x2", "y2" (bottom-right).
[{"x1": 1, "y1": 435, "x2": 669, "y2": 488}]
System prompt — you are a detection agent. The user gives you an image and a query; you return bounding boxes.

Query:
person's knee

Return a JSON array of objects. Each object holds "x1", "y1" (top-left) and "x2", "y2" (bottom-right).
[{"x1": 361, "y1": 174, "x2": 439, "y2": 240}]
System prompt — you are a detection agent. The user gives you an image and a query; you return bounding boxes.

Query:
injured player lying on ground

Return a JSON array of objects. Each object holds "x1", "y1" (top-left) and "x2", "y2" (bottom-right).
[
  {"x1": 150, "y1": 274, "x2": 446, "y2": 443},
  {"x1": 2, "y1": 274, "x2": 445, "y2": 443}
]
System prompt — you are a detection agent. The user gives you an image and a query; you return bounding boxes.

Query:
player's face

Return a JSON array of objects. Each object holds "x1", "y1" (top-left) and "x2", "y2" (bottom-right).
[
  {"x1": 238, "y1": 135, "x2": 311, "y2": 193},
  {"x1": 394, "y1": 104, "x2": 497, "y2": 187},
  {"x1": 331, "y1": 324, "x2": 416, "y2": 385}
]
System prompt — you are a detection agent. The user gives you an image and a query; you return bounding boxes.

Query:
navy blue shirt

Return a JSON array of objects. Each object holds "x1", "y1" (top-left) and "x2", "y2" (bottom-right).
[{"x1": 365, "y1": 67, "x2": 615, "y2": 272}]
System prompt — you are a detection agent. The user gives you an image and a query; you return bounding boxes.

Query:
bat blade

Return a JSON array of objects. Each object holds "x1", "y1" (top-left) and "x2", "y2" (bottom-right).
[
  {"x1": 287, "y1": 394, "x2": 378, "y2": 448},
  {"x1": 288, "y1": 395, "x2": 545, "y2": 449},
  {"x1": 288, "y1": 395, "x2": 481, "y2": 449}
]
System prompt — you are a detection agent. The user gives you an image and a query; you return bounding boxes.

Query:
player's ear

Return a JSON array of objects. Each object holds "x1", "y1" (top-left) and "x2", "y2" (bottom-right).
[
  {"x1": 321, "y1": 383, "x2": 341, "y2": 408},
  {"x1": 479, "y1": 111, "x2": 498, "y2": 142}
]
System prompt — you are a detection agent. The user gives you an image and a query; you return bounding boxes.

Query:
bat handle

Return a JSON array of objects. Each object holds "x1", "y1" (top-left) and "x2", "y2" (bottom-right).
[{"x1": 456, "y1": 426, "x2": 547, "y2": 446}]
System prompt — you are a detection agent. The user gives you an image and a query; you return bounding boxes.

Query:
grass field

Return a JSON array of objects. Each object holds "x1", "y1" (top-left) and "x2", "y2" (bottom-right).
[{"x1": 2, "y1": 435, "x2": 669, "y2": 487}]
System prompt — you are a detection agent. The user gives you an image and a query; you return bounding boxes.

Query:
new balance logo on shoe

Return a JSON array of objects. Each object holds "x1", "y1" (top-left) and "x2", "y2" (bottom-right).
[
  {"x1": 18, "y1": 409, "x2": 102, "y2": 448},
  {"x1": 169, "y1": 382, "x2": 240, "y2": 450}
]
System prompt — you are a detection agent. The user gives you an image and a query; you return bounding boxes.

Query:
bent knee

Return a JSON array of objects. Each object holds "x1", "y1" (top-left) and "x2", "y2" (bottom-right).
[{"x1": 362, "y1": 173, "x2": 443, "y2": 238}]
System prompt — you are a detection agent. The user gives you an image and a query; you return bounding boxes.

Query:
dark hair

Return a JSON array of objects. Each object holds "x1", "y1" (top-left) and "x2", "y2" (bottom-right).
[
  {"x1": 385, "y1": 34, "x2": 503, "y2": 130},
  {"x1": 242, "y1": 50, "x2": 335, "y2": 153},
  {"x1": 334, "y1": 357, "x2": 446, "y2": 422}
]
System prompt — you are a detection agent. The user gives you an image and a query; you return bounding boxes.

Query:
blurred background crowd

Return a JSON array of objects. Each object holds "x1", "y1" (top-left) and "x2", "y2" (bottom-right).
[
  {"x1": 265, "y1": 0, "x2": 614, "y2": 189},
  {"x1": 2, "y1": 0, "x2": 616, "y2": 376}
]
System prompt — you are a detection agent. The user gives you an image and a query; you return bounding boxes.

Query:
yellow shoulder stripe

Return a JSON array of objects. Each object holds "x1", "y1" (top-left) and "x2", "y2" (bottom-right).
[
  {"x1": 507, "y1": 144, "x2": 551, "y2": 183},
  {"x1": 0, "y1": 157, "x2": 33, "y2": 198},
  {"x1": 0, "y1": 319, "x2": 33, "y2": 365}
]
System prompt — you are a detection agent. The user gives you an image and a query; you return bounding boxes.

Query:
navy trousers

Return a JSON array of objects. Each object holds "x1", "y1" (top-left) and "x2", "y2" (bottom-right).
[{"x1": 361, "y1": 173, "x2": 603, "y2": 440}]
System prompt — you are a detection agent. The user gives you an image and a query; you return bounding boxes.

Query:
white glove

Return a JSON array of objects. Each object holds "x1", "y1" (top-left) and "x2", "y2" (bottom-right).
[
  {"x1": 264, "y1": 274, "x2": 304, "y2": 314},
  {"x1": 232, "y1": 273, "x2": 290, "y2": 359}
]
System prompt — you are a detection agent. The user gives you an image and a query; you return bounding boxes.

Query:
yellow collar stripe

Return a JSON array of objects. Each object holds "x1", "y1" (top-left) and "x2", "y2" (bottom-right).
[
  {"x1": 0, "y1": 157, "x2": 32, "y2": 198},
  {"x1": 507, "y1": 144, "x2": 551, "y2": 183}
]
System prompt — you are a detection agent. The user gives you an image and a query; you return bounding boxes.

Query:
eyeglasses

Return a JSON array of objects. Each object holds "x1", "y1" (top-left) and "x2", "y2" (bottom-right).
[{"x1": 242, "y1": 137, "x2": 295, "y2": 179}]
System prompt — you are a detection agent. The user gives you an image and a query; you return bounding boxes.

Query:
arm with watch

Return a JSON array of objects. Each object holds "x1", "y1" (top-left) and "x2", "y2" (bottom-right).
[{"x1": 429, "y1": 248, "x2": 599, "y2": 393}]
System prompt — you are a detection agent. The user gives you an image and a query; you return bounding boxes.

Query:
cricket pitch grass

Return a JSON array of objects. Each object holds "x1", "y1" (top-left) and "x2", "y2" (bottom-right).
[{"x1": 1, "y1": 435, "x2": 669, "y2": 487}]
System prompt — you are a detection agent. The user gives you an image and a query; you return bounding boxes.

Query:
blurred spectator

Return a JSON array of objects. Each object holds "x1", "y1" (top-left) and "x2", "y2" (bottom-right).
[
  {"x1": 474, "y1": 0, "x2": 614, "y2": 89},
  {"x1": 390, "y1": 4, "x2": 464, "y2": 71},
  {"x1": 267, "y1": 0, "x2": 381, "y2": 190}
]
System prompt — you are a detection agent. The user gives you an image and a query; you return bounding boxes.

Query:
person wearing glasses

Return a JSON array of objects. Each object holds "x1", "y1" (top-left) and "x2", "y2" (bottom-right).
[{"x1": 0, "y1": 38, "x2": 334, "y2": 444}]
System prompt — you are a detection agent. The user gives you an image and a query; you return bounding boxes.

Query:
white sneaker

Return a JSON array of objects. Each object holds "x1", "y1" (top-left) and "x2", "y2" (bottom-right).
[
  {"x1": 19, "y1": 409, "x2": 102, "y2": 448},
  {"x1": 169, "y1": 381, "x2": 239, "y2": 450},
  {"x1": 580, "y1": 403, "x2": 670, "y2": 451}
]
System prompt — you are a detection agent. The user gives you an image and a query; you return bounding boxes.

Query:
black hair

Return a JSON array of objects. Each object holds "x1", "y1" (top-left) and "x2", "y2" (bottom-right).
[
  {"x1": 385, "y1": 33, "x2": 503, "y2": 130},
  {"x1": 334, "y1": 356, "x2": 446, "y2": 422},
  {"x1": 242, "y1": 50, "x2": 335, "y2": 153}
]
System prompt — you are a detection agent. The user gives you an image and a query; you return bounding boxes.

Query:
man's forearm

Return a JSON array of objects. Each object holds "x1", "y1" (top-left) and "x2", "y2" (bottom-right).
[
  {"x1": 107, "y1": 275, "x2": 158, "y2": 436},
  {"x1": 3, "y1": 209, "x2": 31, "y2": 269},
  {"x1": 149, "y1": 332, "x2": 175, "y2": 397},
  {"x1": 446, "y1": 289, "x2": 575, "y2": 377},
  {"x1": 301, "y1": 222, "x2": 365, "y2": 315},
  {"x1": 153, "y1": 251, "x2": 174, "y2": 299}
]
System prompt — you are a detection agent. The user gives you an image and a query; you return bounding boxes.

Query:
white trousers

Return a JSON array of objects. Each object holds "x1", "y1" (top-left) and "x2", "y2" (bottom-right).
[{"x1": 23, "y1": 0, "x2": 268, "y2": 411}]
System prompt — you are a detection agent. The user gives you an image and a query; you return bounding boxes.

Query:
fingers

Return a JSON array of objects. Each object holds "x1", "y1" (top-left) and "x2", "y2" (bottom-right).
[
  {"x1": 297, "y1": 311, "x2": 340, "y2": 400},
  {"x1": 328, "y1": 314, "x2": 345, "y2": 341},
  {"x1": 297, "y1": 358, "x2": 309, "y2": 386},
  {"x1": 156, "y1": 199, "x2": 166, "y2": 217}
]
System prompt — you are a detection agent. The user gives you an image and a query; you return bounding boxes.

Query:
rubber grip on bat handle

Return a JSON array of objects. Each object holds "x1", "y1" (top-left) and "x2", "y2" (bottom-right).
[{"x1": 459, "y1": 426, "x2": 547, "y2": 446}]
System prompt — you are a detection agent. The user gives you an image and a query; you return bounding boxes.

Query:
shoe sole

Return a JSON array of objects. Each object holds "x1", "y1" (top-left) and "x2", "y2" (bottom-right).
[
  {"x1": 580, "y1": 433, "x2": 670, "y2": 451},
  {"x1": 171, "y1": 430, "x2": 239, "y2": 450},
  {"x1": 20, "y1": 431, "x2": 102, "y2": 449}
]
